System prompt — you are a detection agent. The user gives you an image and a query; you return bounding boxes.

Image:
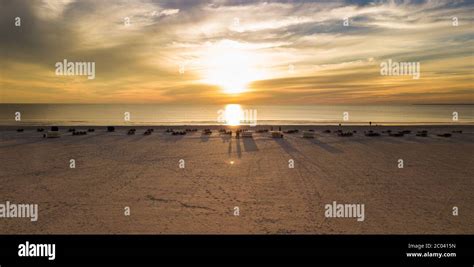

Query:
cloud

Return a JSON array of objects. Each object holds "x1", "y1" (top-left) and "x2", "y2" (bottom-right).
[
  {"x1": 1, "y1": 0, "x2": 473, "y2": 104},
  {"x1": 156, "y1": 8, "x2": 179, "y2": 16}
]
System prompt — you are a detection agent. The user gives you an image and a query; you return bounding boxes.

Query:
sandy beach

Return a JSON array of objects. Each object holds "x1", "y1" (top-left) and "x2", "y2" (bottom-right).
[{"x1": 0, "y1": 125, "x2": 473, "y2": 234}]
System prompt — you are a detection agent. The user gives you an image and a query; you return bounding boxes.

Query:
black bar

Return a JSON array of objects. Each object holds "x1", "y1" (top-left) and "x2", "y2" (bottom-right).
[{"x1": 0, "y1": 235, "x2": 472, "y2": 266}]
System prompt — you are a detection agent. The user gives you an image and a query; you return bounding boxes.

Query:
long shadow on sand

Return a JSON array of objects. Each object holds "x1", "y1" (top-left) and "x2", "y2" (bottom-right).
[
  {"x1": 273, "y1": 138, "x2": 297, "y2": 156},
  {"x1": 228, "y1": 140, "x2": 232, "y2": 155},
  {"x1": 46, "y1": 133, "x2": 105, "y2": 144},
  {"x1": 220, "y1": 135, "x2": 231, "y2": 143},
  {"x1": 242, "y1": 137, "x2": 259, "y2": 152},
  {"x1": 200, "y1": 134, "x2": 210, "y2": 142},
  {"x1": 235, "y1": 138, "x2": 242, "y2": 158},
  {"x1": 308, "y1": 138, "x2": 343, "y2": 153},
  {"x1": 352, "y1": 136, "x2": 405, "y2": 146},
  {"x1": 377, "y1": 136, "x2": 404, "y2": 144},
  {"x1": 0, "y1": 137, "x2": 46, "y2": 148},
  {"x1": 162, "y1": 135, "x2": 185, "y2": 143},
  {"x1": 403, "y1": 136, "x2": 436, "y2": 144},
  {"x1": 128, "y1": 134, "x2": 154, "y2": 142},
  {"x1": 359, "y1": 136, "x2": 403, "y2": 145}
]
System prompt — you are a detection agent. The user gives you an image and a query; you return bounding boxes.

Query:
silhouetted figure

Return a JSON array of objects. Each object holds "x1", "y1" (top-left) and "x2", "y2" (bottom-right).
[{"x1": 369, "y1": 121, "x2": 372, "y2": 126}]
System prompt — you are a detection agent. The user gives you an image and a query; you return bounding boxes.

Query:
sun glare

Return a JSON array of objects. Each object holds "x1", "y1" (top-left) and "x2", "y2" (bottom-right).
[
  {"x1": 224, "y1": 104, "x2": 242, "y2": 126},
  {"x1": 203, "y1": 40, "x2": 265, "y2": 94}
]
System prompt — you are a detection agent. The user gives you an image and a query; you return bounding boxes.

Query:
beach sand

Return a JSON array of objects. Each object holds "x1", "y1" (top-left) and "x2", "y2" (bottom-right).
[{"x1": 0, "y1": 125, "x2": 473, "y2": 234}]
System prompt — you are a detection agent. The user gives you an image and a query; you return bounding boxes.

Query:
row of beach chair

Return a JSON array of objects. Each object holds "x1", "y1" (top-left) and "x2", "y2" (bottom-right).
[{"x1": 17, "y1": 126, "x2": 463, "y2": 140}]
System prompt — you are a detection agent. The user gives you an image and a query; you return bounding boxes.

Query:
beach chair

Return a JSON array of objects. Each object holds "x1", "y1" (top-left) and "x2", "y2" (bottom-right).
[
  {"x1": 43, "y1": 131, "x2": 61, "y2": 138},
  {"x1": 437, "y1": 133, "x2": 451, "y2": 138},
  {"x1": 172, "y1": 130, "x2": 186, "y2": 135},
  {"x1": 365, "y1": 130, "x2": 380, "y2": 137},
  {"x1": 73, "y1": 131, "x2": 87, "y2": 136},
  {"x1": 219, "y1": 130, "x2": 232, "y2": 135},
  {"x1": 338, "y1": 131, "x2": 353, "y2": 137},
  {"x1": 389, "y1": 132, "x2": 404, "y2": 137},
  {"x1": 302, "y1": 131, "x2": 315, "y2": 138},
  {"x1": 242, "y1": 131, "x2": 254, "y2": 138},
  {"x1": 416, "y1": 130, "x2": 428, "y2": 137},
  {"x1": 270, "y1": 131, "x2": 283, "y2": 138}
]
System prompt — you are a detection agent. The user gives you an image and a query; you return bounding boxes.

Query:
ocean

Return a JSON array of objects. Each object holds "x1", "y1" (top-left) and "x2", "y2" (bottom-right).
[{"x1": 0, "y1": 104, "x2": 473, "y2": 126}]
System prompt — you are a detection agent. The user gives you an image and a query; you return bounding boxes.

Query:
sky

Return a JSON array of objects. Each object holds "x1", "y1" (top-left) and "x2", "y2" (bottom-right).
[{"x1": 0, "y1": 0, "x2": 473, "y2": 104}]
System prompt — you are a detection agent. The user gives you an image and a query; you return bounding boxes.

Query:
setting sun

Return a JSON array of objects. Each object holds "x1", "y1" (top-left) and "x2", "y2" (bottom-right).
[
  {"x1": 202, "y1": 40, "x2": 265, "y2": 94},
  {"x1": 224, "y1": 104, "x2": 243, "y2": 126}
]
